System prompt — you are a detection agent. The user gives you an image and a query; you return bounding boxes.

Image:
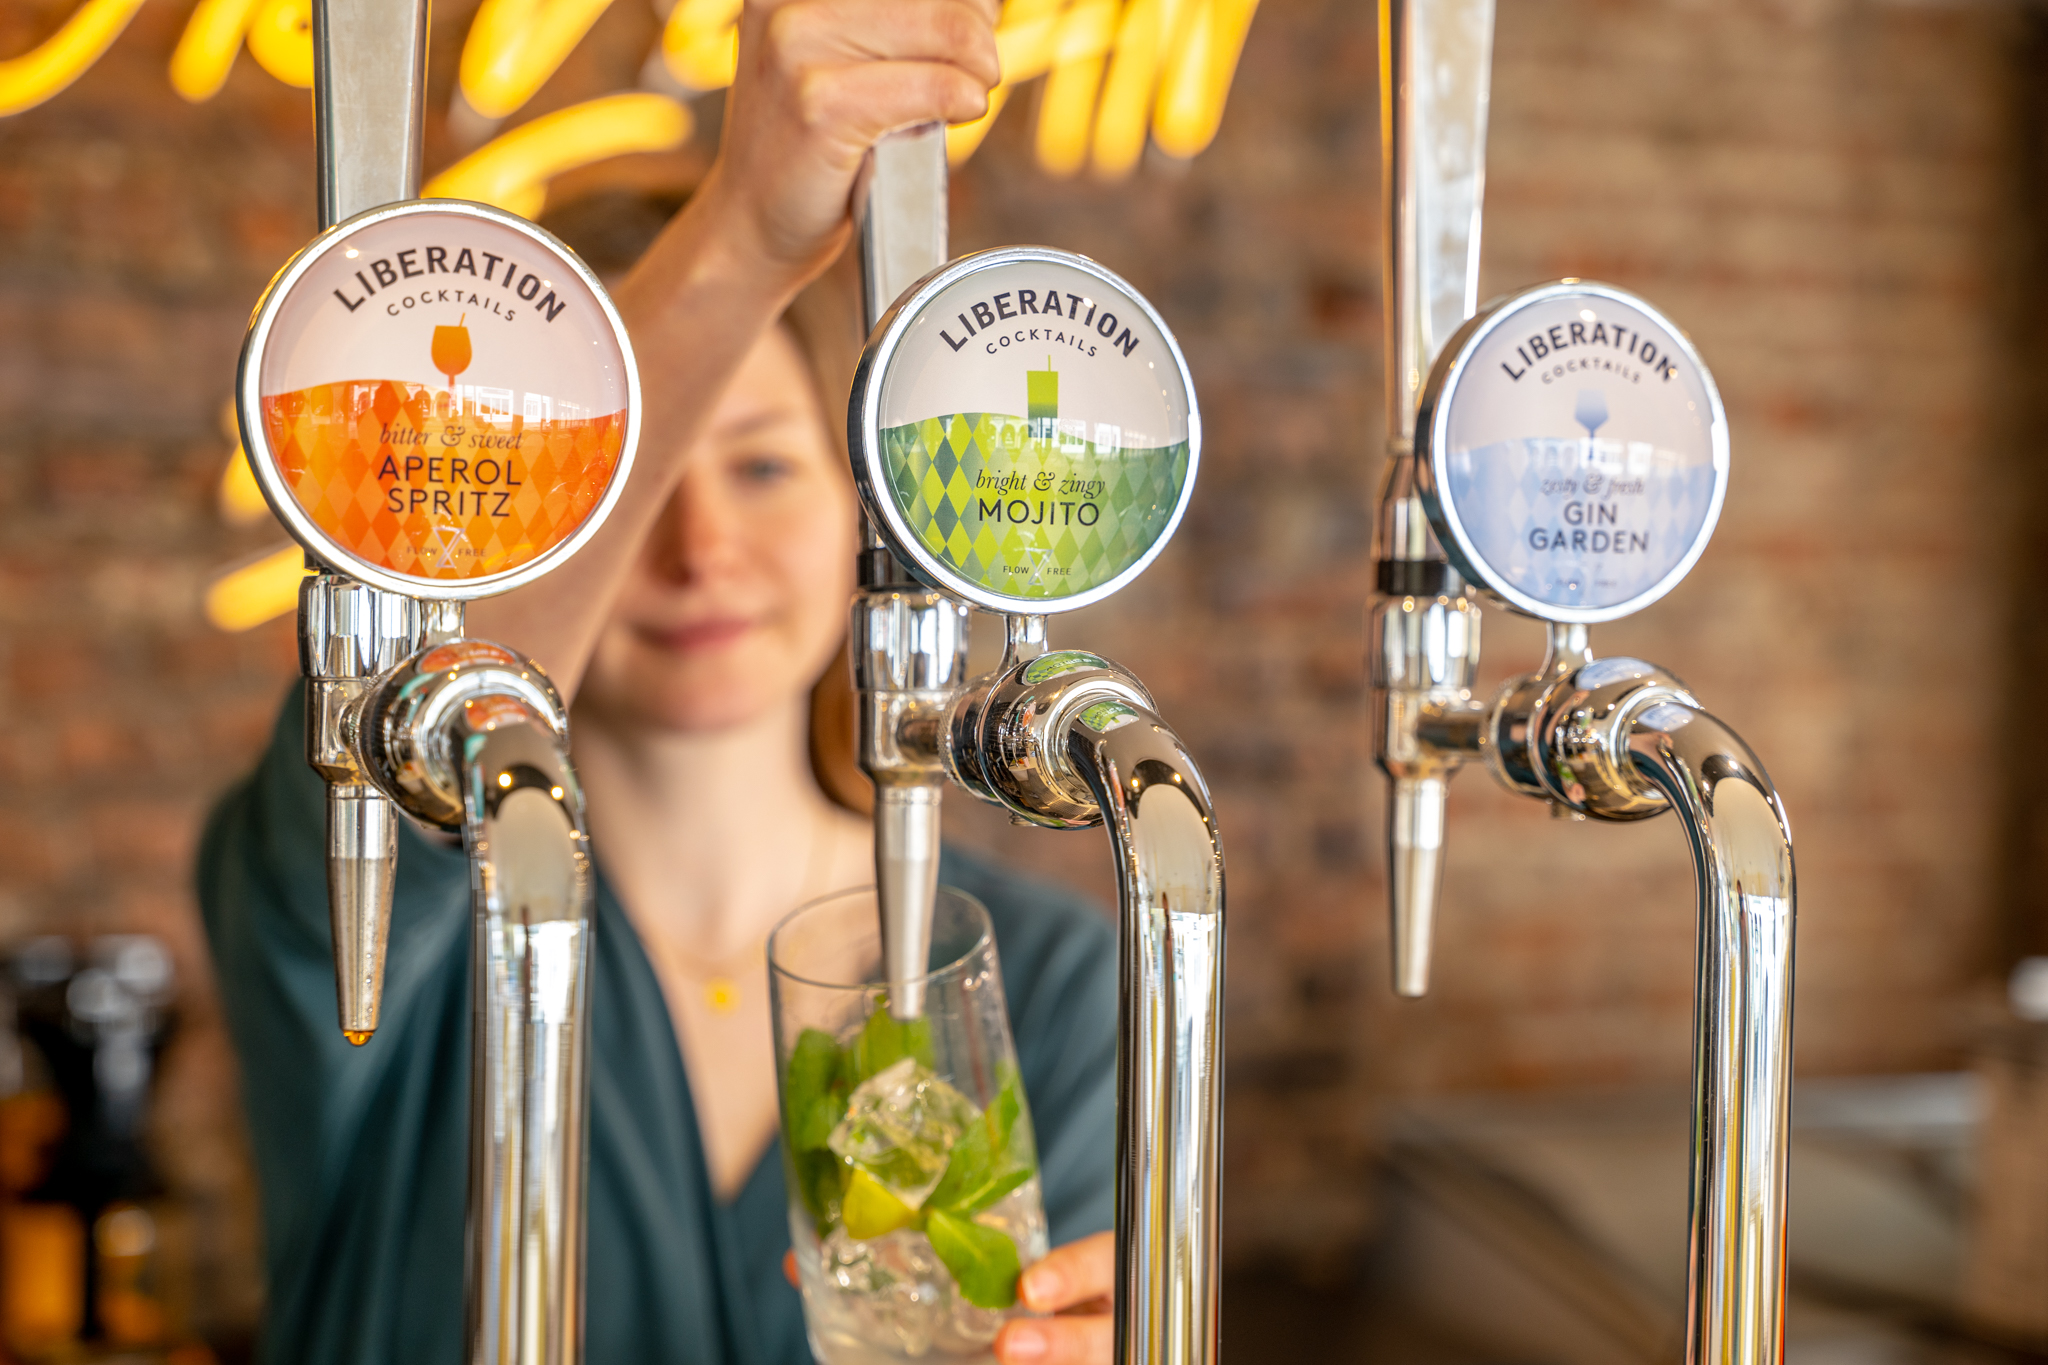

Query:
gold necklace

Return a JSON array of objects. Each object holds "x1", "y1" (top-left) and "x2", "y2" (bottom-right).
[{"x1": 661, "y1": 815, "x2": 826, "y2": 1014}]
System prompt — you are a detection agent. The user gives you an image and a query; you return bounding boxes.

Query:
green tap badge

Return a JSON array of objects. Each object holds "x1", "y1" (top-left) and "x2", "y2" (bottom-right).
[{"x1": 853, "y1": 248, "x2": 1201, "y2": 613}]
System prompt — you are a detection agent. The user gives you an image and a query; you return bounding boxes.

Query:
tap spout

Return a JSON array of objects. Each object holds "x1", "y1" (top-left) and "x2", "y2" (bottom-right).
[
  {"x1": 1628, "y1": 702, "x2": 1796, "y2": 1365},
  {"x1": 1064, "y1": 700, "x2": 1225, "y2": 1365},
  {"x1": 300, "y1": 573, "x2": 424, "y2": 1041},
  {"x1": 1384, "y1": 774, "x2": 1447, "y2": 996},
  {"x1": 850, "y1": 588, "x2": 969, "y2": 1019},
  {"x1": 1532, "y1": 661, "x2": 1796, "y2": 1365},
  {"x1": 873, "y1": 784, "x2": 941, "y2": 1019},
  {"x1": 1371, "y1": 585, "x2": 1482, "y2": 996},
  {"x1": 325, "y1": 782, "x2": 396, "y2": 1043}
]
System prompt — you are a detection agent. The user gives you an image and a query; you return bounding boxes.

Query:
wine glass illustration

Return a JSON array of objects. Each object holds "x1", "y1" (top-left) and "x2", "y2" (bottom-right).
[{"x1": 431, "y1": 315, "x2": 472, "y2": 416}]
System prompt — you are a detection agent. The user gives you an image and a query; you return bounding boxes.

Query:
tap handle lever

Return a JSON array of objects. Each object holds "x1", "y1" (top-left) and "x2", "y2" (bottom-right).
[
  {"x1": 854, "y1": 122, "x2": 950, "y2": 334},
  {"x1": 312, "y1": 0, "x2": 429, "y2": 227}
]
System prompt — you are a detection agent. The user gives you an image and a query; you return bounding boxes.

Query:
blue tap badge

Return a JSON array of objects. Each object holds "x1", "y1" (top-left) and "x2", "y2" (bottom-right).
[{"x1": 1415, "y1": 281, "x2": 1729, "y2": 624}]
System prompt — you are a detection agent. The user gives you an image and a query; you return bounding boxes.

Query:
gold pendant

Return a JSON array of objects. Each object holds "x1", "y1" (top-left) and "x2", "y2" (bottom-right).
[{"x1": 705, "y1": 978, "x2": 739, "y2": 1013}]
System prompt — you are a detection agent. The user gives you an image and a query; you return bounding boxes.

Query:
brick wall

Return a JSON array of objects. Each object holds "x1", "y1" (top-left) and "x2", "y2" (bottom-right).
[{"x1": 0, "y1": 0, "x2": 2032, "y2": 1321}]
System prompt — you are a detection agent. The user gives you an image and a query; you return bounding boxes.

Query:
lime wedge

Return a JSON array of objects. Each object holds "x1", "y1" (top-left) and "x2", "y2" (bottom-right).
[{"x1": 841, "y1": 1168, "x2": 920, "y2": 1240}]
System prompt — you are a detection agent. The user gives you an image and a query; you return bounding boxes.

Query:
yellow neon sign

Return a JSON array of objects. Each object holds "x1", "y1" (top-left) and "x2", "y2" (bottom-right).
[
  {"x1": 169, "y1": 0, "x2": 261, "y2": 100},
  {"x1": 424, "y1": 91, "x2": 692, "y2": 218},
  {"x1": 205, "y1": 545, "x2": 310, "y2": 633},
  {"x1": 1034, "y1": 0, "x2": 1117, "y2": 175},
  {"x1": 0, "y1": 0, "x2": 150, "y2": 116},
  {"x1": 245, "y1": 0, "x2": 314, "y2": 88},
  {"x1": 652, "y1": 0, "x2": 1258, "y2": 178},
  {"x1": 1152, "y1": 0, "x2": 1258, "y2": 159},
  {"x1": 660, "y1": 0, "x2": 741, "y2": 91},
  {"x1": 17, "y1": 0, "x2": 1259, "y2": 184},
  {"x1": 460, "y1": 0, "x2": 616, "y2": 119}
]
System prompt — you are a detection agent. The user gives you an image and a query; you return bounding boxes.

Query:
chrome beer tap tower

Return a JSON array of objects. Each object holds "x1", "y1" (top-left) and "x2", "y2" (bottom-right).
[
  {"x1": 1372, "y1": 5, "x2": 1797, "y2": 1364},
  {"x1": 234, "y1": 3, "x2": 639, "y2": 1360},
  {"x1": 848, "y1": 126, "x2": 1225, "y2": 1365}
]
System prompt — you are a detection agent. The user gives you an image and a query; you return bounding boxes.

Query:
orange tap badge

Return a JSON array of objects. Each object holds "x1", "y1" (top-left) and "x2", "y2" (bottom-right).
[{"x1": 239, "y1": 201, "x2": 639, "y2": 599}]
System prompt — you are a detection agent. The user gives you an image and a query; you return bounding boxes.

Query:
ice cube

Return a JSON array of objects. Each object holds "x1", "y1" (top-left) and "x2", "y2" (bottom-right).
[
  {"x1": 875, "y1": 1230, "x2": 949, "y2": 1357},
  {"x1": 811, "y1": 1223, "x2": 953, "y2": 1358},
  {"x1": 829, "y1": 1056, "x2": 981, "y2": 1210},
  {"x1": 820, "y1": 1223, "x2": 881, "y2": 1296},
  {"x1": 934, "y1": 1298, "x2": 1006, "y2": 1353},
  {"x1": 974, "y1": 1179, "x2": 1051, "y2": 1265}
]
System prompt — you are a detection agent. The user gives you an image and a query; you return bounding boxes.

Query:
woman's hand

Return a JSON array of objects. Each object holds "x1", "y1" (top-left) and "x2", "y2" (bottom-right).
[
  {"x1": 699, "y1": 0, "x2": 1001, "y2": 284},
  {"x1": 993, "y1": 1231, "x2": 1113, "y2": 1364}
]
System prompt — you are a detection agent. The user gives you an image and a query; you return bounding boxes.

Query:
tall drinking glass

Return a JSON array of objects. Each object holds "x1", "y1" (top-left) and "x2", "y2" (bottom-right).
[{"x1": 769, "y1": 886, "x2": 1049, "y2": 1364}]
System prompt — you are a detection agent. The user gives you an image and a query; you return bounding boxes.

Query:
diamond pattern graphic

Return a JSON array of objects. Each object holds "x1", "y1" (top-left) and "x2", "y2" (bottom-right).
[
  {"x1": 1444, "y1": 436, "x2": 1715, "y2": 610},
  {"x1": 262, "y1": 379, "x2": 624, "y2": 582},
  {"x1": 880, "y1": 412, "x2": 1188, "y2": 600}
]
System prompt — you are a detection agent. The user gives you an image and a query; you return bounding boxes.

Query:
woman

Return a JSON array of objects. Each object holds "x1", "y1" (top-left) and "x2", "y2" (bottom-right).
[{"x1": 200, "y1": 2, "x2": 1120, "y2": 1362}]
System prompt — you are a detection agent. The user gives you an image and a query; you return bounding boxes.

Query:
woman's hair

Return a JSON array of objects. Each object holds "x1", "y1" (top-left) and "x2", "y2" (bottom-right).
[{"x1": 779, "y1": 250, "x2": 874, "y2": 816}]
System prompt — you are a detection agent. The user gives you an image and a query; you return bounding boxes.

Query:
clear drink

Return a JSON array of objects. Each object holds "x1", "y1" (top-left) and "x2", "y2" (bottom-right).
[{"x1": 769, "y1": 887, "x2": 1049, "y2": 1364}]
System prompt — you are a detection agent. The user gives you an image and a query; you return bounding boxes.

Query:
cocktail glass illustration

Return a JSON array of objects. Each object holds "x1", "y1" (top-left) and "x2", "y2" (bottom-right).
[
  {"x1": 1574, "y1": 387, "x2": 1608, "y2": 438},
  {"x1": 432, "y1": 316, "x2": 472, "y2": 417}
]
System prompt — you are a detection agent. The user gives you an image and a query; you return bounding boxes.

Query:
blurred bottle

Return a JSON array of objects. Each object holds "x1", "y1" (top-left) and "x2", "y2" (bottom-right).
[{"x1": 0, "y1": 935, "x2": 203, "y2": 1362}]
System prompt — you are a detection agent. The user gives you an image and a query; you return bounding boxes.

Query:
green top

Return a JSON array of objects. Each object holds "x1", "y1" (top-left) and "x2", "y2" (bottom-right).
[{"x1": 198, "y1": 686, "x2": 1118, "y2": 1365}]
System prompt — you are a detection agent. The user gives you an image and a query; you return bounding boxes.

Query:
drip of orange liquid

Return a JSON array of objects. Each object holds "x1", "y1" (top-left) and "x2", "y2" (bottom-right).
[{"x1": 343, "y1": 1030, "x2": 373, "y2": 1047}]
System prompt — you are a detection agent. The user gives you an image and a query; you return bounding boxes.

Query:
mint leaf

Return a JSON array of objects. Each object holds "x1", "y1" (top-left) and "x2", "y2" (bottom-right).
[
  {"x1": 789, "y1": 1090, "x2": 847, "y2": 1154},
  {"x1": 927, "y1": 1080, "x2": 1037, "y2": 1215},
  {"x1": 924, "y1": 1099, "x2": 998, "y2": 1212},
  {"x1": 790, "y1": 1149, "x2": 848, "y2": 1231},
  {"x1": 953, "y1": 1165, "x2": 1034, "y2": 1215},
  {"x1": 782, "y1": 1029, "x2": 845, "y2": 1152},
  {"x1": 926, "y1": 1209, "x2": 1022, "y2": 1309},
  {"x1": 780, "y1": 1029, "x2": 850, "y2": 1230},
  {"x1": 847, "y1": 1004, "x2": 934, "y2": 1084}
]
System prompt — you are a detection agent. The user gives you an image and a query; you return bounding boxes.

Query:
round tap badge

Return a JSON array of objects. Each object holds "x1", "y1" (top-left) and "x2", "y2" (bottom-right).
[
  {"x1": 853, "y1": 247, "x2": 1199, "y2": 613},
  {"x1": 238, "y1": 200, "x2": 639, "y2": 598},
  {"x1": 1416, "y1": 280, "x2": 1728, "y2": 624}
]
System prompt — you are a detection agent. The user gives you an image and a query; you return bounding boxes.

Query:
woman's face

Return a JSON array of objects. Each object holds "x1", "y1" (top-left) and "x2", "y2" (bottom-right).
[{"x1": 581, "y1": 325, "x2": 858, "y2": 734}]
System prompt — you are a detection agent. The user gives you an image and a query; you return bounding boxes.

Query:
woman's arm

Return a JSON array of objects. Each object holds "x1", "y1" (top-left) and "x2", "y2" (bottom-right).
[{"x1": 468, "y1": 0, "x2": 999, "y2": 695}]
